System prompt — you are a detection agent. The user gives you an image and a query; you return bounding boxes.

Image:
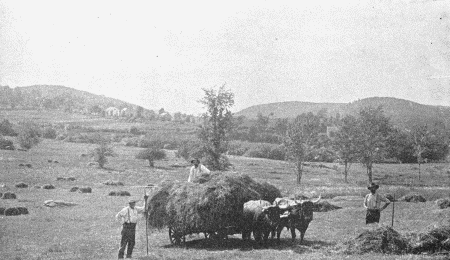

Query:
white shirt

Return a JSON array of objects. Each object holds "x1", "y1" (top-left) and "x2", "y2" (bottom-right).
[
  {"x1": 364, "y1": 193, "x2": 390, "y2": 210},
  {"x1": 115, "y1": 206, "x2": 145, "y2": 224},
  {"x1": 188, "y1": 164, "x2": 210, "y2": 182}
]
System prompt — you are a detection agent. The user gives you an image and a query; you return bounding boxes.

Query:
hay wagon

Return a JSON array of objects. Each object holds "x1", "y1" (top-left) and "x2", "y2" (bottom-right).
[
  {"x1": 167, "y1": 222, "x2": 243, "y2": 244},
  {"x1": 146, "y1": 172, "x2": 281, "y2": 245}
]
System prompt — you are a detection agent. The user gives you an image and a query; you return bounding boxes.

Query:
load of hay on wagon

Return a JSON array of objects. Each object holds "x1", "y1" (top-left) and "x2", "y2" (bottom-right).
[{"x1": 146, "y1": 172, "x2": 281, "y2": 240}]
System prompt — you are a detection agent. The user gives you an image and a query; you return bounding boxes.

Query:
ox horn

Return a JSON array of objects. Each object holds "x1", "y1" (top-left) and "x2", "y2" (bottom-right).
[{"x1": 311, "y1": 195, "x2": 322, "y2": 204}]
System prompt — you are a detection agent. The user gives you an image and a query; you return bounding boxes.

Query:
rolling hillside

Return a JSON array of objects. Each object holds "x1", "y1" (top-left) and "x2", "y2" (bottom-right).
[
  {"x1": 236, "y1": 97, "x2": 450, "y2": 129},
  {"x1": 18, "y1": 85, "x2": 132, "y2": 109}
]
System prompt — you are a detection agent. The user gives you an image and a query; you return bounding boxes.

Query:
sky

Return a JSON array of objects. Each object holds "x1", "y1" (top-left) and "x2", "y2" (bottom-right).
[{"x1": 1, "y1": 0, "x2": 449, "y2": 115}]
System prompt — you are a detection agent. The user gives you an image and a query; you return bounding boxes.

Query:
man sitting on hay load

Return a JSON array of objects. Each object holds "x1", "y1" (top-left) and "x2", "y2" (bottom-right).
[
  {"x1": 364, "y1": 183, "x2": 391, "y2": 225},
  {"x1": 188, "y1": 158, "x2": 210, "y2": 182}
]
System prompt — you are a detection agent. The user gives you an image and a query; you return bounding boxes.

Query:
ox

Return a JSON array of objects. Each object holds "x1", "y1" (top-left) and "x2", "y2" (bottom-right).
[
  {"x1": 273, "y1": 196, "x2": 321, "y2": 243},
  {"x1": 242, "y1": 200, "x2": 282, "y2": 245}
]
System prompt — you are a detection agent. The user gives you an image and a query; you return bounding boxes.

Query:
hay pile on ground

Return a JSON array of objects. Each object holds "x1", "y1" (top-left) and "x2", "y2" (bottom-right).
[
  {"x1": 15, "y1": 182, "x2": 28, "y2": 188},
  {"x1": 345, "y1": 226, "x2": 409, "y2": 254},
  {"x1": 436, "y1": 198, "x2": 450, "y2": 209},
  {"x1": 43, "y1": 184, "x2": 55, "y2": 190},
  {"x1": 399, "y1": 193, "x2": 426, "y2": 202},
  {"x1": 313, "y1": 201, "x2": 342, "y2": 212},
  {"x1": 56, "y1": 177, "x2": 76, "y2": 181},
  {"x1": 2, "y1": 192, "x2": 16, "y2": 199},
  {"x1": 69, "y1": 187, "x2": 79, "y2": 192},
  {"x1": 147, "y1": 172, "x2": 281, "y2": 233},
  {"x1": 103, "y1": 180, "x2": 124, "y2": 186},
  {"x1": 0, "y1": 207, "x2": 5, "y2": 215},
  {"x1": 4, "y1": 208, "x2": 20, "y2": 216},
  {"x1": 78, "y1": 187, "x2": 92, "y2": 193},
  {"x1": 109, "y1": 191, "x2": 131, "y2": 196},
  {"x1": 410, "y1": 225, "x2": 450, "y2": 254}
]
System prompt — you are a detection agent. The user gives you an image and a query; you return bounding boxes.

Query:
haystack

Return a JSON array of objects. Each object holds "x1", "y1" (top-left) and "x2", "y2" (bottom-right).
[
  {"x1": 69, "y1": 187, "x2": 79, "y2": 192},
  {"x1": 78, "y1": 187, "x2": 92, "y2": 193},
  {"x1": 4, "y1": 208, "x2": 20, "y2": 216},
  {"x1": 399, "y1": 193, "x2": 426, "y2": 202},
  {"x1": 147, "y1": 172, "x2": 281, "y2": 234},
  {"x1": 16, "y1": 207, "x2": 29, "y2": 215},
  {"x1": 345, "y1": 226, "x2": 409, "y2": 254},
  {"x1": 313, "y1": 201, "x2": 342, "y2": 212},
  {"x1": 104, "y1": 180, "x2": 124, "y2": 186},
  {"x1": 436, "y1": 198, "x2": 450, "y2": 209},
  {"x1": 15, "y1": 182, "x2": 28, "y2": 188},
  {"x1": 410, "y1": 225, "x2": 450, "y2": 254},
  {"x1": 43, "y1": 184, "x2": 55, "y2": 190},
  {"x1": 0, "y1": 207, "x2": 5, "y2": 215},
  {"x1": 2, "y1": 192, "x2": 16, "y2": 199},
  {"x1": 109, "y1": 191, "x2": 131, "y2": 196}
]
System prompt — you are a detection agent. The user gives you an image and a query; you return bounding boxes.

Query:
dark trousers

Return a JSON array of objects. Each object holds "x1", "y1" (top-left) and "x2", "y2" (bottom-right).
[
  {"x1": 366, "y1": 209, "x2": 381, "y2": 224},
  {"x1": 118, "y1": 223, "x2": 136, "y2": 259}
]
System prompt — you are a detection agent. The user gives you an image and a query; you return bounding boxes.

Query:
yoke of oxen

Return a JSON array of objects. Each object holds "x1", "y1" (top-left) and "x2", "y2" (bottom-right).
[{"x1": 273, "y1": 197, "x2": 298, "y2": 209}]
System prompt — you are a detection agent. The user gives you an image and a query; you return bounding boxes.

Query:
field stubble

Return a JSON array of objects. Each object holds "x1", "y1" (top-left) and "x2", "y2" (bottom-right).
[{"x1": 0, "y1": 138, "x2": 450, "y2": 259}]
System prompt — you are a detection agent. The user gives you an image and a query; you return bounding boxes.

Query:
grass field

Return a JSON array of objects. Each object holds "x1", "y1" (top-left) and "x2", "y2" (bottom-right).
[
  {"x1": 1, "y1": 138, "x2": 450, "y2": 260},
  {"x1": 1, "y1": 111, "x2": 450, "y2": 259}
]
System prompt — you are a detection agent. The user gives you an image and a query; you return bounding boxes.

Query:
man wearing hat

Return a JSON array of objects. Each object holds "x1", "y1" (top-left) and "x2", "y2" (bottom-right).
[
  {"x1": 187, "y1": 158, "x2": 210, "y2": 182},
  {"x1": 363, "y1": 183, "x2": 391, "y2": 224},
  {"x1": 116, "y1": 197, "x2": 147, "y2": 259}
]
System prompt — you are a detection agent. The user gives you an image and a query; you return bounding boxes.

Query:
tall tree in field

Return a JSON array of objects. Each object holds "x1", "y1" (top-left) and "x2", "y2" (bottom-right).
[
  {"x1": 356, "y1": 106, "x2": 392, "y2": 184},
  {"x1": 332, "y1": 115, "x2": 360, "y2": 183},
  {"x1": 410, "y1": 125, "x2": 429, "y2": 180},
  {"x1": 198, "y1": 85, "x2": 234, "y2": 170},
  {"x1": 284, "y1": 112, "x2": 321, "y2": 184}
]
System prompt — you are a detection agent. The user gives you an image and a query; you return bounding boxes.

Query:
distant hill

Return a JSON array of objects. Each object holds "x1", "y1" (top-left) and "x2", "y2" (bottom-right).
[
  {"x1": 236, "y1": 97, "x2": 450, "y2": 129},
  {"x1": 18, "y1": 85, "x2": 131, "y2": 109}
]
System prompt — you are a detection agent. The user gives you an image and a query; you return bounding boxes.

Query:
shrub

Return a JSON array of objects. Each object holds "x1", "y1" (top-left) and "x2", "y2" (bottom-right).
[
  {"x1": 42, "y1": 127, "x2": 57, "y2": 139},
  {"x1": 129, "y1": 126, "x2": 143, "y2": 135},
  {"x1": 90, "y1": 143, "x2": 114, "y2": 168},
  {"x1": 202, "y1": 154, "x2": 232, "y2": 170},
  {"x1": 136, "y1": 148, "x2": 166, "y2": 167},
  {"x1": 227, "y1": 141, "x2": 249, "y2": 156},
  {"x1": 17, "y1": 121, "x2": 40, "y2": 149},
  {"x1": 176, "y1": 140, "x2": 204, "y2": 162},
  {"x1": 242, "y1": 143, "x2": 286, "y2": 160},
  {"x1": 0, "y1": 136, "x2": 15, "y2": 150},
  {"x1": 0, "y1": 119, "x2": 17, "y2": 136}
]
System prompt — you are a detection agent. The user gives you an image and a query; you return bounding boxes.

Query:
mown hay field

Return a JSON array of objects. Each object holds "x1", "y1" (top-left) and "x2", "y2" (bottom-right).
[{"x1": 1, "y1": 136, "x2": 450, "y2": 259}]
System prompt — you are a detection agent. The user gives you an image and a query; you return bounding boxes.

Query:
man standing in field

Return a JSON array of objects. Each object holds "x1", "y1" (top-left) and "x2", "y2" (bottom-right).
[
  {"x1": 116, "y1": 197, "x2": 147, "y2": 259},
  {"x1": 364, "y1": 183, "x2": 391, "y2": 225},
  {"x1": 187, "y1": 158, "x2": 210, "y2": 182}
]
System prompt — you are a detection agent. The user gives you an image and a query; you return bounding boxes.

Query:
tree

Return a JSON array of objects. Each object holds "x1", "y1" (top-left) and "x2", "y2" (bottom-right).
[
  {"x1": 255, "y1": 112, "x2": 270, "y2": 133},
  {"x1": 0, "y1": 119, "x2": 17, "y2": 136},
  {"x1": 136, "y1": 148, "x2": 166, "y2": 167},
  {"x1": 17, "y1": 121, "x2": 40, "y2": 150},
  {"x1": 410, "y1": 125, "x2": 430, "y2": 180},
  {"x1": 274, "y1": 118, "x2": 289, "y2": 136},
  {"x1": 90, "y1": 143, "x2": 114, "y2": 168},
  {"x1": 198, "y1": 84, "x2": 234, "y2": 170},
  {"x1": 284, "y1": 113, "x2": 321, "y2": 184},
  {"x1": 356, "y1": 106, "x2": 392, "y2": 184},
  {"x1": 332, "y1": 115, "x2": 360, "y2": 183},
  {"x1": 135, "y1": 106, "x2": 144, "y2": 118}
]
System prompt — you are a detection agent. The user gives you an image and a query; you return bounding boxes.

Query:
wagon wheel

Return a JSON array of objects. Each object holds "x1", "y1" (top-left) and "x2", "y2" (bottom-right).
[{"x1": 168, "y1": 227, "x2": 183, "y2": 245}]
